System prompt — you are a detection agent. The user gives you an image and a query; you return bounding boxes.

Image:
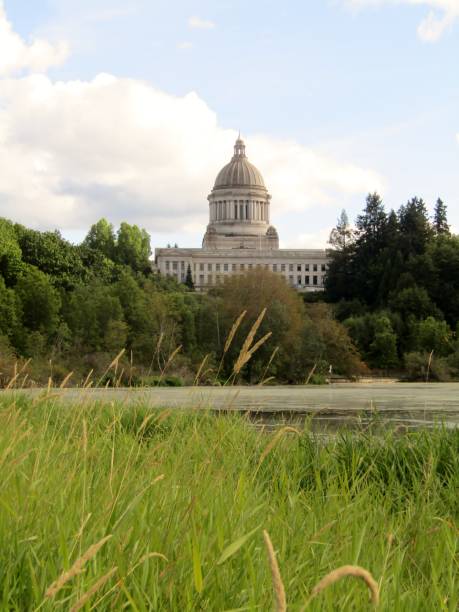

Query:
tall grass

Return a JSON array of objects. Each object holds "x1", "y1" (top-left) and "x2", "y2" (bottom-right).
[{"x1": 0, "y1": 394, "x2": 457, "y2": 610}]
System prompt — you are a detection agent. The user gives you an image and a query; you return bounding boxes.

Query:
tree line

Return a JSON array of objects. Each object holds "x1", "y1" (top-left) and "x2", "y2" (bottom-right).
[
  {"x1": 0, "y1": 217, "x2": 364, "y2": 386},
  {"x1": 325, "y1": 195, "x2": 459, "y2": 380}
]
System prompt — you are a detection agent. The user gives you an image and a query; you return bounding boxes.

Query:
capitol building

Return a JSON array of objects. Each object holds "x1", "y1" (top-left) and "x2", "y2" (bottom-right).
[{"x1": 155, "y1": 137, "x2": 328, "y2": 291}]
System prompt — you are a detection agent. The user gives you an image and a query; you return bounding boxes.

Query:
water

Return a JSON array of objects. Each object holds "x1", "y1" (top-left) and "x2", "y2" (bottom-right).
[{"x1": 7, "y1": 382, "x2": 459, "y2": 433}]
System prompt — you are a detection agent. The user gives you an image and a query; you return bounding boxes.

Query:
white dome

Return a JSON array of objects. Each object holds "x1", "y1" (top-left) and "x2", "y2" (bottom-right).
[{"x1": 213, "y1": 138, "x2": 266, "y2": 190}]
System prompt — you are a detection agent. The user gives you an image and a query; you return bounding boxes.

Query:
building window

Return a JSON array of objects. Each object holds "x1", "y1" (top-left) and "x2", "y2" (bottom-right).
[
  {"x1": 224, "y1": 263, "x2": 228, "y2": 272},
  {"x1": 232, "y1": 263, "x2": 237, "y2": 271},
  {"x1": 208, "y1": 263, "x2": 212, "y2": 271},
  {"x1": 199, "y1": 274, "x2": 204, "y2": 284},
  {"x1": 273, "y1": 264, "x2": 277, "y2": 272},
  {"x1": 297, "y1": 264, "x2": 301, "y2": 272},
  {"x1": 248, "y1": 263, "x2": 253, "y2": 269},
  {"x1": 172, "y1": 261, "x2": 178, "y2": 271},
  {"x1": 305, "y1": 275, "x2": 310, "y2": 285},
  {"x1": 313, "y1": 264, "x2": 318, "y2": 272},
  {"x1": 305, "y1": 264, "x2": 310, "y2": 271},
  {"x1": 281, "y1": 264, "x2": 286, "y2": 272},
  {"x1": 200, "y1": 263, "x2": 204, "y2": 271},
  {"x1": 313, "y1": 275, "x2": 318, "y2": 285},
  {"x1": 240, "y1": 263, "x2": 245, "y2": 270},
  {"x1": 216, "y1": 263, "x2": 220, "y2": 272},
  {"x1": 181, "y1": 261, "x2": 185, "y2": 270},
  {"x1": 289, "y1": 264, "x2": 293, "y2": 272},
  {"x1": 289, "y1": 275, "x2": 294, "y2": 284},
  {"x1": 297, "y1": 276, "x2": 302, "y2": 285},
  {"x1": 321, "y1": 264, "x2": 326, "y2": 272},
  {"x1": 165, "y1": 261, "x2": 170, "y2": 271}
]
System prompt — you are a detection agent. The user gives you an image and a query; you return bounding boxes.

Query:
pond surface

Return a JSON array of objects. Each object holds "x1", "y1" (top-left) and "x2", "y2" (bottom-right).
[{"x1": 7, "y1": 383, "x2": 459, "y2": 433}]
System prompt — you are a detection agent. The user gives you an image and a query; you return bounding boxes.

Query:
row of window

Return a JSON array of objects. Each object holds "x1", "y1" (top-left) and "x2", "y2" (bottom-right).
[
  {"x1": 193, "y1": 274, "x2": 324, "y2": 287},
  {"x1": 164, "y1": 261, "x2": 327, "y2": 273}
]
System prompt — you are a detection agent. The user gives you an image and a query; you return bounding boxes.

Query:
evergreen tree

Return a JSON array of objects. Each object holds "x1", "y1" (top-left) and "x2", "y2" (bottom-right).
[
  {"x1": 185, "y1": 264, "x2": 195, "y2": 291},
  {"x1": 398, "y1": 197, "x2": 432, "y2": 256},
  {"x1": 329, "y1": 209, "x2": 354, "y2": 250},
  {"x1": 433, "y1": 198, "x2": 450, "y2": 235},
  {"x1": 353, "y1": 193, "x2": 388, "y2": 305},
  {"x1": 355, "y1": 193, "x2": 387, "y2": 254},
  {"x1": 325, "y1": 210, "x2": 356, "y2": 302}
]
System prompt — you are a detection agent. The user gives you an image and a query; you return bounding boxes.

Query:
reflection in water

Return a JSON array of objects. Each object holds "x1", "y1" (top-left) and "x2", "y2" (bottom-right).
[{"x1": 5, "y1": 382, "x2": 459, "y2": 434}]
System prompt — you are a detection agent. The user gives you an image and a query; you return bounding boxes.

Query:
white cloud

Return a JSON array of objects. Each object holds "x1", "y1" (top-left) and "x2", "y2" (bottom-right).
[
  {"x1": 188, "y1": 16, "x2": 216, "y2": 30},
  {"x1": 344, "y1": 0, "x2": 459, "y2": 41},
  {"x1": 0, "y1": 73, "x2": 383, "y2": 238},
  {"x1": 0, "y1": 3, "x2": 383, "y2": 246},
  {"x1": 177, "y1": 41, "x2": 193, "y2": 50},
  {"x1": 0, "y1": 1, "x2": 69, "y2": 75}
]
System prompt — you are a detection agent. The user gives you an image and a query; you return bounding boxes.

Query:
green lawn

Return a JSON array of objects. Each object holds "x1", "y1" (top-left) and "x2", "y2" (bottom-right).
[{"x1": 0, "y1": 394, "x2": 457, "y2": 610}]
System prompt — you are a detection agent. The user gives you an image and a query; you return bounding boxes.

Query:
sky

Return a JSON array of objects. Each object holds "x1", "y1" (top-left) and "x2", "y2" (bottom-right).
[{"x1": 0, "y1": 0, "x2": 458, "y2": 249}]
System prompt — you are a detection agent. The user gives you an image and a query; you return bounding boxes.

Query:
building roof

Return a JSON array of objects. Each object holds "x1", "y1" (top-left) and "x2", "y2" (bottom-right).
[{"x1": 213, "y1": 138, "x2": 266, "y2": 190}]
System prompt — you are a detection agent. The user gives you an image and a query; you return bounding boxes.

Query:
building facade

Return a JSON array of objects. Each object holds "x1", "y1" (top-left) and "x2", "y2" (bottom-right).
[{"x1": 155, "y1": 137, "x2": 328, "y2": 291}]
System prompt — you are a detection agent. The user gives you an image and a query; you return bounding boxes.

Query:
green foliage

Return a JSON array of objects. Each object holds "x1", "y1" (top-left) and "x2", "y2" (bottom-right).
[
  {"x1": 116, "y1": 222, "x2": 151, "y2": 272},
  {"x1": 15, "y1": 225, "x2": 86, "y2": 289},
  {"x1": 0, "y1": 218, "x2": 23, "y2": 284},
  {"x1": 15, "y1": 266, "x2": 61, "y2": 337},
  {"x1": 82, "y1": 218, "x2": 116, "y2": 258},
  {"x1": 326, "y1": 193, "x2": 459, "y2": 373}
]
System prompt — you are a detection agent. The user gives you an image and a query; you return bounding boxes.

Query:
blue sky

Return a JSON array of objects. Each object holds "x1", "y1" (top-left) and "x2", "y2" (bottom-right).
[{"x1": 1, "y1": 0, "x2": 458, "y2": 247}]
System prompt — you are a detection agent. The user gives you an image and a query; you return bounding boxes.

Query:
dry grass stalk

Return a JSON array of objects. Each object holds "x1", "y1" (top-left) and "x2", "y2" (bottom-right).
[
  {"x1": 70, "y1": 567, "x2": 118, "y2": 612},
  {"x1": 160, "y1": 345, "x2": 182, "y2": 377},
  {"x1": 263, "y1": 530, "x2": 287, "y2": 612},
  {"x1": 82, "y1": 369, "x2": 94, "y2": 389},
  {"x1": 194, "y1": 354, "x2": 210, "y2": 386},
  {"x1": 45, "y1": 535, "x2": 112, "y2": 598},
  {"x1": 234, "y1": 309, "x2": 269, "y2": 375},
  {"x1": 426, "y1": 350, "x2": 434, "y2": 383},
  {"x1": 256, "y1": 426, "x2": 301, "y2": 475},
  {"x1": 307, "y1": 565, "x2": 380, "y2": 607},
  {"x1": 259, "y1": 346, "x2": 279, "y2": 385},
  {"x1": 60, "y1": 371, "x2": 74, "y2": 389},
  {"x1": 309, "y1": 520, "x2": 337, "y2": 543},
  {"x1": 305, "y1": 363, "x2": 317, "y2": 386},
  {"x1": 5, "y1": 359, "x2": 31, "y2": 390},
  {"x1": 224, "y1": 310, "x2": 247, "y2": 354}
]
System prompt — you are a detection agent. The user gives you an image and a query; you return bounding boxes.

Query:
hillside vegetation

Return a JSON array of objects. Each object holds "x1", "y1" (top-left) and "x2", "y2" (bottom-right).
[{"x1": 1, "y1": 193, "x2": 459, "y2": 385}]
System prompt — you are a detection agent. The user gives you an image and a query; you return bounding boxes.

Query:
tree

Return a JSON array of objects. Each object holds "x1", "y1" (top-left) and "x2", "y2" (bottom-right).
[
  {"x1": 353, "y1": 193, "x2": 388, "y2": 305},
  {"x1": 15, "y1": 226, "x2": 86, "y2": 289},
  {"x1": 0, "y1": 276, "x2": 20, "y2": 339},
  {"x1": 215, "y1": 268, "x2": 305, "y2": 381},
  {"x1": 325, "y1": 210, "x2": 356, "y2": 302},
  {"x1": 15, "y1": 266, "x2": 61, "y2": 336},
  {"x1": 416, "y1": 317, "x2": 452, "y2": 357},
  {"x1": 398, "y1": 197, "x2": 432, "y2": 257},
  {"x1": 356, "y1": 193, "x2": 387, "y2": 252},
  {"x1": 65, "y1": 282, "x2": 125, "y2": 352},
  {"x1": 433, "y1": 198, "x2": 450, "y2": 236},
  {"x1": 0, "y1": 219, "x2": 23, "y2": 285},
  {"x1": 83, "y1": 219, "x2": 116, "y2": 259},
  {"x1": 329, "y1": 209, "x2": 354, "y2": 251},
  {"x1": 116, "y1": 223, "x2": 152, "y2": 272},
  {"x1": 185, "y1": 264, "x2": 195, "y2": 291}
]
